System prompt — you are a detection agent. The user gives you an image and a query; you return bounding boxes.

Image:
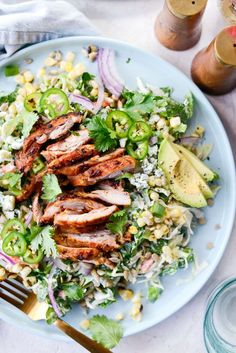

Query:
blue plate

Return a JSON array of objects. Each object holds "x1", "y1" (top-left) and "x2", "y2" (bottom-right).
[{"x1": 0, "y1": 36, "x2": 235, "y2": 341}]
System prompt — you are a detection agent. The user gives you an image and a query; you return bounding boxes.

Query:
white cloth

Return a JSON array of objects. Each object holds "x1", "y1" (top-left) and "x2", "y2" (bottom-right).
[{"x1": 0, "y1": 0, "x2": 99, "y2": 60}]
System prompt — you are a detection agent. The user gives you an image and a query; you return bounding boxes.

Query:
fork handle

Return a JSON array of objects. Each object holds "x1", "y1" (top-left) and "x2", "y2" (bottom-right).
[{"x1": 54, "y1": 319, "x2": 112, "y2": 353}]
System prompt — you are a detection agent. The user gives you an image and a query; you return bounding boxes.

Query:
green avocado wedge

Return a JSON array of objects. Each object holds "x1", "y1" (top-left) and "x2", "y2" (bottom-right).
[
  {"x1": 175, "y1": 144, "x2": 216, "y2": 182},
  {"x1": 158, "y1": 139, "x2": 214, "y2": 208}
]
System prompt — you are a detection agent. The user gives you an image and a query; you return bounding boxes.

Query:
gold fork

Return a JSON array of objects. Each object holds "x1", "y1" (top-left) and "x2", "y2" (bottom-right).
[{"x1": 0, "y1": 278, "x2": 112, "y2": 353}]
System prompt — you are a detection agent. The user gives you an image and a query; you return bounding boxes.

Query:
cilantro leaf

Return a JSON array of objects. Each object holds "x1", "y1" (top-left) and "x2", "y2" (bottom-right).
[
  {"x1": 20, "y1": 110, "x2": 39, "y2": 138},
  {"x1": 123, "y1": 91, "x2": 155, "y2": 120},
  {"x1": 184, "y1": 92, "x2": 194, "y2": 119},
  {"x1": 0, "y1": 86, "x2": 18, "y2": 105},
  {"x1": 31, "y1": 225, "x2": 58, "y2": 258},
  {"x1": 0, "y1": 172, "x2": 23, "y2": 195},
  {"x1": 41, "y1": 174, "x2": 62, "y2": 202},
  {"x1": 61, "y1": 283, "x2": 85, "y2": 302},
  {"x1": 89, "y1": 315, "x2": 124, "y2": 349},
  {"x1": 107, "y1": 209, "x2": 128, "y2": 235},
  {"x1": 87, "y1": 116, "x2": 118, "y2": 152}
]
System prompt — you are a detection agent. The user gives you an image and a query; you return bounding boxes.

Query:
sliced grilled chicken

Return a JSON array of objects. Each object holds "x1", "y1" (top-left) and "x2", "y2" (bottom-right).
[
  {"x1": 68, "y1": 156, "x2": 136, "y2": 187},
  {"x1": 90, "y1": 189, "x2": 131, "y2": 206},
  {"x1": 16, "y1": 113, "x2": 82, "y2": 174},
  {"x1": 40, "y1": 197, "x2": 104, "y2": 224},
  {"x1": 57, "y1": 245, "x2": 100, "y2": 261},
  {"x1": 32, "y1": 193, "x2": 43, "y2": 224},
  {"x1": 57, "y1": 148, "x2": 124, "y2": 176},
  {"x1": 54, "y1": 229, "x2": 119, "y2": 251},
  {"x1": 47, "y1": 144, "x2": 98, "y2": 172},
  {"x1": 56, "y1": 223, "x2": 106, "y2": 235},
  {"x1": 41, "y1": 129, "x2": 91, "y2": 162},
  {"x1": 54, "y1": 205, "x2": 118, "y2": 228},
  {"x1": 98, "y1": 179, "x2": 124, "y2": 191},
  {"x1": 73, "y1": 189, "x2": 131, "y2": 206}
]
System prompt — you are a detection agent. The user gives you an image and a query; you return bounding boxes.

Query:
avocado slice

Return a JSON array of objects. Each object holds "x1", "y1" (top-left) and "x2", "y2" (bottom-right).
[
  {"x1": 174, "y1": 144, "x2": 216, "y2": 182},
  {"x1": 159, "y1": 139, "x2": 210, "y2": 208}
]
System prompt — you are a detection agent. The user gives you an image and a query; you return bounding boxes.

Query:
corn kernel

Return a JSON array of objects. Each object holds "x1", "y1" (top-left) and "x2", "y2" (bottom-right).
[
  {"x1": 157, "y1": 118, "x2": 166, "y2": 129},
  {"x1": 148, "y1": 176, "x2": 156, "y2": 187},
  {"x1": 150, "y1": 191, "x2": 159, "y2": 201},
  {"x1": 15, "y1": 74, "x2": 25, "y2": 85},
  {"x1": 170, "y1": 116, "x2": 181, "y2": 128},
  {"x1": 66, "y1": 51, "x2": 75, "y2": 62},
  {"x1": 60, "y1": 61, "x2": 73, "y2": 72},
  {"x1": 23, "y1": 70, "x2": 34, "y2": 83},
  {"x1": 90, "y1": 88, "x2": 98, "y2": 97},
  {"x1": 25, "y1": 83, "x2": 36, "y2": 95},
  {"x1": 79, "y1": 319, "x2": 90, "y2": 330},
  {"x1": 37, "y1": 67, "x2": 46, "y2": 78},
  {"x1": 116, "y1": 313, "x2": 125, "y2": 321},
  {"x1": 45, "y1": 57, "x2": 57, "y2": 67},
  {"x1": 137, "y1": 218, "x2": 145, "y2": 227},
  {"x1": 74, "y1": 63, "x2": 86, "y2": 75},
  {"x1": 129, "y1": 226, "x2": 138, "y2": 235},
  {"x1": 0, "y1": 267, "x2": 6, "y2": 280},
  {"x1": 8, "y1": 103, "x2": 17, "y2": 115},
  {"x1": 119, "y1": 289, "x2": 134, "y2": 301}
]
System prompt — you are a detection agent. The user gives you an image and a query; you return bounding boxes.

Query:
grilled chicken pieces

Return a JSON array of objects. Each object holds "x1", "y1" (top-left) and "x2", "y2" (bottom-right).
[
  {"x1": 16, "y1": 113, "x2": 82, "y2": 174},
  {"x1": 68, "y1": 156, "x2": 136, "y2": 186},
  {"x1": 16, "y1": 113, "x2": 136, "y2": 261}
]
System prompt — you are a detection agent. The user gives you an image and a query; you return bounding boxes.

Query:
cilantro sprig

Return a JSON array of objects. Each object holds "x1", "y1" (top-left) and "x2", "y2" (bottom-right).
[
  {"x1": 107, "y1": 209, "x2": 128, "y2": 235},
  {"x1": 41, "y1": 174, "x2": 62, "y2": 202},
  {"x1": 87, "y1": 116, "x2": 118, "y2": 152},
  {"x1": 89, "y1": 315, "x2": 124, "y2": 349}
]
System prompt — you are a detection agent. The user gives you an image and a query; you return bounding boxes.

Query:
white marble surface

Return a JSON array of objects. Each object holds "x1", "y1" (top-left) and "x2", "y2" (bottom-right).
[{"x1": 1, "y1": 1, "x2": 236, "y2": 352}]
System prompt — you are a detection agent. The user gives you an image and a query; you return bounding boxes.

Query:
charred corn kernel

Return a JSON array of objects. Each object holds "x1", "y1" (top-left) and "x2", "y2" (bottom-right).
[
  {"x1": 169, "y1": 208, "x2": 182, "y2": 218},
  {"x1": 15, "y1": 74, "x2": 25, "y2": 85},
  {"x1": 137, "y1": 217, "x2": 145, "y2": 227},
  {"x1": 116, "y1": 313, "x2": 125, "y2": 321},
  {"x1": 162, "y1": 246, "x2": 173, "y2": 263},
  {"x1": 119, "y1": 289, "x2": 134, "y2": 301},
  {"x1": 199, "y1": 217, "x2": 206, "y2": 225},
  {"x1": 11, "y1": 264, "x2": 23, "y2": 274},
  {"x1": 170, "y1": 116, "x2": 181, "y2": 128},
  {"x1": 37, "y1": 67, "x2": 46, "y2": 78},
  {"x1": 45, "y1": 57, "x2": 57, "y2": 66},
  {"x1": 8, "y1": 103, "x2": 17, "y2": 115},
  {"x1": 25, "y1": 83, "x2": 36, "y2": 95},
  {"x1": 150, "y1": 191, "x2": 159, "y2": 201},
  {"x1": 60, "y1": 60, "x2": 73, "y2": 72},
  {"x1": 79, "y1": 319, "x2": 90, "y2": 330},
  {"x1": 194, "y1": 125, "x2": 205, "y2": 137},
  {"x1": 66, "y1": 51, "x2": 75, "y2": 62},
  {"x1": 154, "y1": 228, "x2": 164, "y2": 239},
  {"x1": 88, "y1": 52, "x2": 97, "y2": 61},
  {"x1": 23, "y1": 71, "x2": 34, "y2": 82},
  {"x1": 129, "y1": 226, "x2": 138, "y2": 235}
]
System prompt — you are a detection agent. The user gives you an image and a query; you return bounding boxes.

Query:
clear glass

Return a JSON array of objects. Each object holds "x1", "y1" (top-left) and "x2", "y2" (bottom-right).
[
  {"x1": 218, "y1": 0, "x2": 236, "y2": 23},
  {"x1": 204, "y1": 278, "x2": 236, "y2": 353}
]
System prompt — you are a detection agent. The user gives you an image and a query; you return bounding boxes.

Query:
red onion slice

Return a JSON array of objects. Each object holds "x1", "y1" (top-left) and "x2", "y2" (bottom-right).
[
  {"x1": 25, "y1": 211, "x2": 33, "y2": 227},
  {"x1": 79, "y1": 262, "x2": 93, "y2": 276},
  {"x1": 69, "y1": 94, "x2": 94, "y2": 111},
  {"x1": 0, "y1": 251, "x2": 17, "y2": 265},
  {"x1": 98, "y1": 48, "x2": 124, "y2": 98},
  {"x1": 48, "y1": 265, "x2": 62, "y2": 318},
  {"x1": 178, "y1": 136, "x2": 200, "y2": 145}
]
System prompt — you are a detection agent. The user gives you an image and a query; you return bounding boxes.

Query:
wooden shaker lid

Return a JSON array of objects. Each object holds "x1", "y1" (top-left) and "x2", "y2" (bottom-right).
[
  {"x1": 167, "y1": 0, "x2": 207, "y2": 17},
  {"x1": 214, "y1": 26, "x2": 236, "y2": 66}
]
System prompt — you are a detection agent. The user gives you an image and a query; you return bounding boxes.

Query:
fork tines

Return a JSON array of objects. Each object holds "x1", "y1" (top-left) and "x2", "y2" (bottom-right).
[{"x1": 0, "y1": 278, "x2": 29, "y2": 308}]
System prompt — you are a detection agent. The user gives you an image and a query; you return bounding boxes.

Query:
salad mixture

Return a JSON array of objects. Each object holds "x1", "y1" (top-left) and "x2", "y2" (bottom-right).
[{"x1": 0, "y1": 45, "x2": 218, "y2": 348}]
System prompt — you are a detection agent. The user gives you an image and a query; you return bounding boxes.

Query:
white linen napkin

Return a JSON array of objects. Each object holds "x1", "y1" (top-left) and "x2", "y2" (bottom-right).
[{"x1": 0, "y1": 0, "x2": 99, "y2": 60}]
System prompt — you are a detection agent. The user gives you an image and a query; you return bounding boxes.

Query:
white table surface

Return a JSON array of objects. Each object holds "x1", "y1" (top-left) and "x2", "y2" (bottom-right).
[{"x1": 1, "y1": 1, "x2": 236, "y2": 352}]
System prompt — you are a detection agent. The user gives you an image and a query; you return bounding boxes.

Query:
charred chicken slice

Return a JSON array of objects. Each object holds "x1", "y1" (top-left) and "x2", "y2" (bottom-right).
[
  {"x1": 47, "y1": 144, "x2": 98, "y2": 172},
  {"x1": 68, "y1": 155, "x2": 136, "y2": 187},
  {"x1": 41, "y1": 129, "x2": 91, "y2": 162},
  {"x1": 16, "y1": 113, "x2": 82, "y2": 174},
  {"x1": 56, "y1": 148, "x2": 124, "y2": 176},
  {"x1": 57, "y1": 245, "x2": 100, "y2": 261},
  {"x1": 40, "y1": 197, "x2": 104, "y2": 224},
  {"x1": 54, "y1": 229, "x2": 119, "y2": 251},
  {"x1": 54, "y1": 205, "x2": 118, "y2": 229},
  {"x1": 73, "y1": 189, "x2": 131, "y2": 206}
]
